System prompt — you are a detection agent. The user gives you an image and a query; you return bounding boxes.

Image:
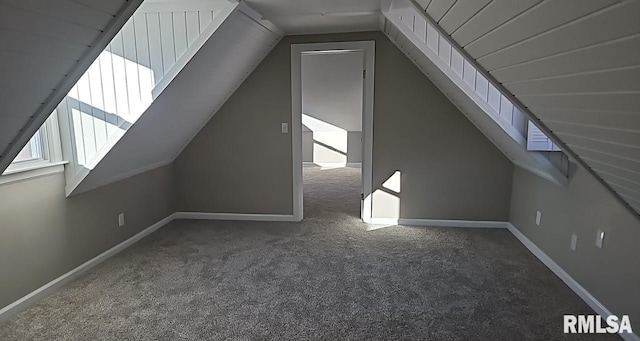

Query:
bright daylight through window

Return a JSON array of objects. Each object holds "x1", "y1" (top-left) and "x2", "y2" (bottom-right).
[{"x1": 2, "y1": 114, "x2": 64, "y2": 178}]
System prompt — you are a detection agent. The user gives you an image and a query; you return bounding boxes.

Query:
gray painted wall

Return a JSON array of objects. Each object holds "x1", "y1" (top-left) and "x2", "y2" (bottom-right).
[
  {"x1": 0, "y1": 166, "x2": 174, "y2": 310},
  {"x1": 174, "y1": 31, "x2": 513, "y2": 221},
  {"x1": 302, "y1": 52, "x2": 363, "y2": 131},
  {"x1": 370, "y1": 31, "x2": 512, "y2": 221},
  {"x1": 302, "y1": 52, "x2": 364, "y2": 165},
  {"x1": 510, "y1": 165, "x2": 640, "y2": 327}
]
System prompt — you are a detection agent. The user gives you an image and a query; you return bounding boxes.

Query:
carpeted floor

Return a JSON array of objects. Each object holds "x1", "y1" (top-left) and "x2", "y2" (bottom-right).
[{"x1": 0, "y1": 166, "x2": 613, "y2": 340}]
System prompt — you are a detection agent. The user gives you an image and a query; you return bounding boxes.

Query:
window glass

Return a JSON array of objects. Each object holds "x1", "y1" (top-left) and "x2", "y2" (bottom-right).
[{"x1": 12, "y1": 131, "x2": 44, "y2": 163}]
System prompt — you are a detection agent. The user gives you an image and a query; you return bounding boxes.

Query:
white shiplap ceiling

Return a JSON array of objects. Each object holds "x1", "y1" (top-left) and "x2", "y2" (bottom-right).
[
  {"x1": 418, "y1": 0, "x2": 640, "y2": 214},
  {"x1": 244, "y1": 0, "x2": 382, "y2": 34},
  {"x1": 0, "y1": 0, "x2": 144, "y2": 173}
]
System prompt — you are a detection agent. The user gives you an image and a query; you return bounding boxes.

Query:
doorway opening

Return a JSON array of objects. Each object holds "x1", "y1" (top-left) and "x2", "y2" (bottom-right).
[{"x1": 290, "y1": 41, "x2": 375, "y2": 222}]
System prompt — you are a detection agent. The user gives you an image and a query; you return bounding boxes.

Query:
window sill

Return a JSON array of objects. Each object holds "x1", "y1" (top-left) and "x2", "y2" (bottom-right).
[{"x1": 1, "y1": 161, "x2": 68, "y2": 186}]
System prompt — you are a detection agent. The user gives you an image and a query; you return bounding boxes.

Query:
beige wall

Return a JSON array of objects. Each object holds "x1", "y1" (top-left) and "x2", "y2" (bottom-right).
[
  {"x1": 510, "y1": 165, "x2": 640, "y2": 326},
  {"x1": 369, "y1": 32, "x2": 512, "y2": 221},
  {"x1": 174, "y1": 31, "x2": 513, "y2": 221},
  {"x1": 173, "y1": 33, "x2": 295, "y2": 214},
  {"x1": 0, "y1": 165, "x2": 174, "y2": 310}
]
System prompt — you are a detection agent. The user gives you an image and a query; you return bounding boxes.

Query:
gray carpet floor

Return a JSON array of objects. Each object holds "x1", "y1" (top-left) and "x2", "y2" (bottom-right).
[{"x1": 0, "y1": 166, "x2": 613, "y2": 340}]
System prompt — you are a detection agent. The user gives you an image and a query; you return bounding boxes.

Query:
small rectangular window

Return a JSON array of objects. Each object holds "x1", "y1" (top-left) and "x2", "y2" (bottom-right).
[
  {"x1": 3, "y1": 113, "x2": 64, "y2": 178},
  {"x1": 12, "y1": 131, "x2": 44, "y2": 163}
]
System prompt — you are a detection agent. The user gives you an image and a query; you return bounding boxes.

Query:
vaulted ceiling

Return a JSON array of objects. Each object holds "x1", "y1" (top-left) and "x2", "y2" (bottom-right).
[
  {"x1": 1, "y1": 0, "x2": 638, "y2": 215},
  {"x1": 244, "y1": 0, "x2": 382, "y2": 34},
  {"x1": 414, "y1": 0, "x2": 640, "y2": 214}
]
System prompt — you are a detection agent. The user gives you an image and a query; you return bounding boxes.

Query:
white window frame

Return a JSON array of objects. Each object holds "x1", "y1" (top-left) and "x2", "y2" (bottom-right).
[
  {"x1": 291, "y1": 41, "x2": 376, "y2": 223},
  {"x1": 1, "y1": 114, "x2": 67, "y2": 185}
]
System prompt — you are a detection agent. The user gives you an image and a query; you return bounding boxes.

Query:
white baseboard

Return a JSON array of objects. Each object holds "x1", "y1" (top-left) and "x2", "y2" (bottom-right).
[
  {"x1": 174, "y1": 212, "x2": 299, "y2": 222},
  {"x1": 303, "y1": 162, "x2": 362, "y2": 168},
  {"x1": 507, "y1": 223, "x2": 639, "y2": 341},
  {"x1": 0, "y1": 213, "x2": 176, "y2": 324},
  {"x1": 367, "y1": 217, "x2": 509, "y2": 230}
]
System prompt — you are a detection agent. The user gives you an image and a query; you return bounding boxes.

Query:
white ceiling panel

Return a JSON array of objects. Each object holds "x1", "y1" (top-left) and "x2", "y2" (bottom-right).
[
  {"x1": 491, "y1": 35, "x2": 640, "y2": 83},
  {"x1": 551, "y1": 122, "x2": 640, "y2": 148},
  {"x1": 518, "y1": 93, "x2": 639, "y2": 113},
  {"x1": 72, "y1": 0, "x2": 128, "y2": 15},
  {"x1": 562, "y1": 136, "x2": 640, "y2": 162},
  {"x1": 244, "y1": 0, "x2": 380, "y2": 34},
  {"x1": 406, "y1": 0, "x2": 640, "y2": 215},
  {"x1": 536, "y1": 109, "x2": 640, "y2": 131},
  {"x1": 1, "y1": 0, "x2": 114, "y2": 28},
  {"x1": 506, "y1": 67, "x2": 640, "y2": 95},
  {"x1": 438, "y1": 0, "x2": 491, "y2": 33},
  {"x1": 425, "y1": 0, "x2": 457, "y2": 22},
  {"x1": 450, "y1": 0, "x2": 541, "y2": 47},
  {"x1": 587, "y1": 158, "x2": 640, "y2": 185},
  {"x1": 600, "y1": 173, "x2": 640, "y2": 194},
  {"x1": 478, "y1": 1, "x2": 639, "y2": 71},
  {"x1": 0, "y1": 5, "x2": 102, "y2": 43},
  {"x1": 464, "y1": 0, "x2": 617, "y2": 56}
]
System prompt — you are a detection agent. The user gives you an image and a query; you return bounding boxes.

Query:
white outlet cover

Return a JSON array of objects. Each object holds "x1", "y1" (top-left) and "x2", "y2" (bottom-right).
[
  {"x1": 570, "y1": 234, "x2": 578, "y2": 251},
  {"x1": 595, "y1": 229, "x2": 605, "y2": 249},
  {"x1": 118, "y1": 213, "x2": 125, "y2": 227},
  {"x1": 281, "y1": 123, "x2": 288, "y2": 134},
  {"x1": 535, "y1": 211, "x2": 542, "y2": 226}
]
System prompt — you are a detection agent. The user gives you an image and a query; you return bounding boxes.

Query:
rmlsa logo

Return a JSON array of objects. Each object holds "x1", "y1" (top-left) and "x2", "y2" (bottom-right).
[{"x1": 564, "y1": 315, "x2": 633, "y2": 334}]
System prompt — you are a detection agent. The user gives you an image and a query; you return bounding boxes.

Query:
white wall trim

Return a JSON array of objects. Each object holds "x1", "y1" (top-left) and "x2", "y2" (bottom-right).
[
  {"x1": 303, "y1": 162, "x2": 362, "y2": 168},
  {"x1": 0, "y1": 163, "x2": 66, "y2": 186},
  {"x1": 291, "y1": 41, "x2": 375, "y2": 223},
  {"x1": 174, "y1": 212, "x2": 298, "y2": 222},
  {"x1": 67, "y1": 159, "x2": 173, "y2": 196},
  {"x1": 507, "y1": 223, "x2": 639, "y2": 341},
  {"x1": 0, "y1": 213, "x2": 176, "y2": 324},
  {"x1": 367, "y1": 218, "x2": 510, "y2": 230}
]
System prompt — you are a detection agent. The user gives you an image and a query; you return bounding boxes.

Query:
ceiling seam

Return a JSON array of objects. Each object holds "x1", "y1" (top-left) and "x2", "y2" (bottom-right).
[
  {"x1": 486, "y1": 32, "x2": 640, "y2": 73},
  {"x1": 473, "y1": 1, "x2": 625, "y2": 60}
]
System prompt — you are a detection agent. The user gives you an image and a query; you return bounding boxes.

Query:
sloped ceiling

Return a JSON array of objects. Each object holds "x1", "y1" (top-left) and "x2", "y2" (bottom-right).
[
  {"x1": 244, "y1": 0, "x2": 381, "y2": 34},
  {"x1": 73, "y1": 5, "x2": 282, "y2": 193},
  {"x1": 381, "y1": 16, "x2": 569, "y2": 187},
  {"x1": 0, "y1": 0, "x2": 144, "y2": 173},
  {"x1": 2, "y1": 0, "x2": 637, "y2": 214},
  {"x1": 418, "y1": 0, "x2": 640, "y2": 214}
]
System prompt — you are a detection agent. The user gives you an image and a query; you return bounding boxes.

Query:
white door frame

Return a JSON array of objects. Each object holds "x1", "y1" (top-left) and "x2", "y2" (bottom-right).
[{"x1": 290, "y1": 41, "x2": 375, "y2": 222}]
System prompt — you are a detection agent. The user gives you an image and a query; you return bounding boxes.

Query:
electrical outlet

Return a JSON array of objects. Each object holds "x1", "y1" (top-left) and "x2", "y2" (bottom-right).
[
  {"x1": 570, "y1": 234, "x2": 578, "y2": 251},
  {"x1": 535, "y1": 211, "x2": 542, "y2": 226},
  {"x1": 595, "y1": 229, "x2": 605, "y2": 249},
  {"x1": 118, "y1": 213, "x2": 125, "y2": 227},
  {"x1": 281, "y1": 123, "x2": 288, "y2": 134}
]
